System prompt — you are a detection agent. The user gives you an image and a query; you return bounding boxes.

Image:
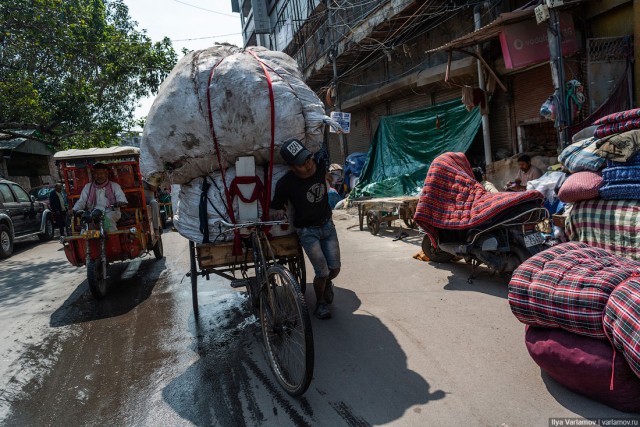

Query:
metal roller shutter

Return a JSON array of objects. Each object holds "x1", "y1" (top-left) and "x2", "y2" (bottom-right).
[
  {"x1": 512, "y1": 65, "x2": 554, "y2": 124},
  {"x1": 489, "y1": 88, "x2": 515, "y2": 156}
]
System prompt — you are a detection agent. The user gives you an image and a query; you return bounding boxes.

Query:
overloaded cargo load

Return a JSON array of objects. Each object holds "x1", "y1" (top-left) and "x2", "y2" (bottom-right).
[
  {"x1": 141, "y1": 45, "x2": 336, "y2": 185},
  {"x1": 173, "y1": 164, "x2": 293, "y2": 243}
]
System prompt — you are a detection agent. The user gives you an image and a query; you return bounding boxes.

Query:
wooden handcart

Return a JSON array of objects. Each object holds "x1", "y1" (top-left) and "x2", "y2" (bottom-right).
[
  {"x1": 353, "y1": 196, "x2": 420, "y2": 235},
  {"x1": 187, "y1": 233, "x2": 306, "y2": 315}
]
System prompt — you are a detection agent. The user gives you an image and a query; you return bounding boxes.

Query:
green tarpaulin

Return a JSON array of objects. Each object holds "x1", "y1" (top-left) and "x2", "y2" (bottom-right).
[{"x1": 351, "y1": 98, "x2": 482, "y2": 199}]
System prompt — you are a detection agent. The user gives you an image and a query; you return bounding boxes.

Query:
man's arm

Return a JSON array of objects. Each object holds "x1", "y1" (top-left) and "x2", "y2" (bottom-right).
[
  {"x1": 73, "y1": 184, "x2": 90, "y2": 212},
  {"x1": 270, "y1": 178, "x2": 288, "y2": 218},
  {"x1": 112, "y1": 182, "x2": 128, "y2": 204}
]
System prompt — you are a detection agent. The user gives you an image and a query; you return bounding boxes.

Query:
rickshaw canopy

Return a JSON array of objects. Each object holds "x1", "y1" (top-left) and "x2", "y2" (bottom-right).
[{"x1": 53, "y1": 146, "x2": 140, "y2": 160}]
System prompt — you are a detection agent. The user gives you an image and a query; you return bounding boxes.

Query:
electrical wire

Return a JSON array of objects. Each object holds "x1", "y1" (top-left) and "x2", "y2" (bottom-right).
[{"x1": 171, "y1": 0, "x2": 239, "y2": 18}]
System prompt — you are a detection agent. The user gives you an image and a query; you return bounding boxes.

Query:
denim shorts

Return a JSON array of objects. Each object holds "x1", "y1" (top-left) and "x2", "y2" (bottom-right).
[{"x1": 296, "y1": 219, "x2": 341, "y2": 278}]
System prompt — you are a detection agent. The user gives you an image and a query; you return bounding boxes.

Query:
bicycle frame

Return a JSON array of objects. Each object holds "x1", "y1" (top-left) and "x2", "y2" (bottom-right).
[{"x1": 219, "y1": 219, "x2": 289, "y2": 315}]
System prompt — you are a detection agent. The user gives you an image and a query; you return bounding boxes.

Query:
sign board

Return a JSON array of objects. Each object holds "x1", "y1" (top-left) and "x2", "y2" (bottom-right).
[
  {"x1": 329, "y1": 111, "x2": 351, "y2": 134},
  {"x1": 499, "y1": 12, "x2": 578, "y2": 70}
]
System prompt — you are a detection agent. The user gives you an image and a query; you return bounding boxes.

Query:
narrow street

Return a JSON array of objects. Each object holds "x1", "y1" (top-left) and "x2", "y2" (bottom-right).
[{"x1": 0, "y1": 212, "x2": 631, "y2": 426}]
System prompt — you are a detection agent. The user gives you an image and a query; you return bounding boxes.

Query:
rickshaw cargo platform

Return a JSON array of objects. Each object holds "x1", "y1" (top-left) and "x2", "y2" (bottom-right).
[
  {"x1": 189, "y1": 233, "x2": 305, "y2": 283},
  {"x1": 352, "y1": 196, "x2": 420, "y2": 235}
]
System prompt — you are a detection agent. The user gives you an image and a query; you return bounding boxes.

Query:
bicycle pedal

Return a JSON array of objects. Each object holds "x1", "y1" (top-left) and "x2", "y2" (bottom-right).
[{"x1": 230, "y1": 278, "x2": 251, "y2": 289}]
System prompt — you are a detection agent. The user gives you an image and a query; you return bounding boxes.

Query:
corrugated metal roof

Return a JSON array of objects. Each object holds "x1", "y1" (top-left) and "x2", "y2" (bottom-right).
[{"x1": 0, "y1": 131, "x2": 53, "y2": 156}]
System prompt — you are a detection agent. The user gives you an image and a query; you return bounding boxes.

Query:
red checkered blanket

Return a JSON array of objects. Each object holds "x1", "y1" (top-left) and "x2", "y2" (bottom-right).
[
  {"x1": 413, "y1": 152, "x2": 544, "y2": 245},
  {"x1": 509, "y1": 241, "x2": 640, "y2": 339},
  {"x1": 604, "y1": 277, "x2": 640, "y2": 379}
]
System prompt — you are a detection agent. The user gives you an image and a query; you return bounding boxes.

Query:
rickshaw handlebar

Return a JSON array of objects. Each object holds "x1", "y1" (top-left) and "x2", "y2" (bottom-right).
[{"x1": 218, "y1": 219, "x2": 289, "y2": 230}]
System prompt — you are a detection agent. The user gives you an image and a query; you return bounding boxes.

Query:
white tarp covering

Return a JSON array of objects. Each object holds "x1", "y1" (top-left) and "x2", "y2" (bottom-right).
[
  {"x1": 141, "y1": 45, "x2": 336, "y2": 185},
  {"x1": 173, "y1": 165, "x2": 293, "y2": 243}
]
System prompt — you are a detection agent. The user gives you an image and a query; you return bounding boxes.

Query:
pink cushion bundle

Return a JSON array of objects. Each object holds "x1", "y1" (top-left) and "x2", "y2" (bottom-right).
[{"x1": 558, "y1": 171, "x2": 603, "y2": 203}]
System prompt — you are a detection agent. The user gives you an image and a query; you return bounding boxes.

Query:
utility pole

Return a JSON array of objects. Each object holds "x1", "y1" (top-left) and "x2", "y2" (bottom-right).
[
  {"x1": 325, "y1": 0, "x2": 348, "y2": 159},
  {"x1": 474, "y1": 4, "x2": 492, "y2": 166},
  {"x1": 545, "y1": 4, "x2": 570, "y2": 149}
]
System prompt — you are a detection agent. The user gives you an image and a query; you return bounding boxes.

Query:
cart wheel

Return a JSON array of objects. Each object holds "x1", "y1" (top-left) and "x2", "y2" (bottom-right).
[
  {"x1": 260, "y1": 265, "x2": 314, "y2": 396},
  {"x1": 87, "y1": 259, "x2": 108, "y2": 299},
  {"x1": 288, "y1": 254, "x2": 307, "y2": 294},
  {"x1": 403, "y1": 217, "x2": 417, "y2": 229},
  {"x1": 366, "y1": 210, "x2": 380, "y2": 235},
  {"x1": 152, "y1": 230, "x2": 164, "y2": 259}
]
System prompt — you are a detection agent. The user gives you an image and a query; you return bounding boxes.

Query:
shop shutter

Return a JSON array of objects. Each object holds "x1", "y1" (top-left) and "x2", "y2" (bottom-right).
[
  {"x1": 489, "y1": 88, "x2": 515, "y2": 156},
  {"x1": 512, "y1": 65, "x2": 554, "y2": 124},
  {"x1": 389, "y1": 91, "x2": 431, "y2": 115}
]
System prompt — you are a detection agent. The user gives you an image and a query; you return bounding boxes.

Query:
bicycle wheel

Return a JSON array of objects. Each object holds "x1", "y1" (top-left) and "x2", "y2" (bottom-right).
[{"x1": 259, "y1": 264, "x2": 314, "y2": 396}]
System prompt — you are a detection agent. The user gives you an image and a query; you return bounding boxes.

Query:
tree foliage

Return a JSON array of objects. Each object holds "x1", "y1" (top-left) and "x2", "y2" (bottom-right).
[{"x1": 0, "y1": 0, "x2": 177, "y2": 148}]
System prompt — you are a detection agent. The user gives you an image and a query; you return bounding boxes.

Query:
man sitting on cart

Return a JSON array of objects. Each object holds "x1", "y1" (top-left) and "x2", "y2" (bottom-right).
[
  {"x1": 71, "y1": 162, "x2": 128, "y2": 232},
  {"x1": 271, "y1": 138, "x2": 341, "y2": 320}
]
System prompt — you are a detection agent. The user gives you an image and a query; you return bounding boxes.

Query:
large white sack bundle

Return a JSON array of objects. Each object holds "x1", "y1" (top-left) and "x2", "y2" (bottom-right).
[
  {"x1": 173, "y1": 165, "x2": 293, "y2": 243},
  {"x1": 141, "y1": 45, "x2": 335, "y2": 185}
]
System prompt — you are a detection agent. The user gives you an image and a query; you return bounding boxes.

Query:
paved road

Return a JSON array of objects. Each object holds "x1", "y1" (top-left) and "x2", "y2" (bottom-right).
[{"x1": 0, "y1": 214, "x2": 632, "y2": 426}]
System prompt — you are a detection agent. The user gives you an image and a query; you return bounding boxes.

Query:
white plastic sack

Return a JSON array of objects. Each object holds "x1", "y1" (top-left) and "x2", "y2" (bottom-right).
[
  {"x1": 173, "y1": 165, "x2": 293, "y2": 243},
  {"x1": 526, "y1": 171, "x2": 566, "y2": 202},
  {"x1": 141, "y1": 45, "x2": 332, "y2": 185}
]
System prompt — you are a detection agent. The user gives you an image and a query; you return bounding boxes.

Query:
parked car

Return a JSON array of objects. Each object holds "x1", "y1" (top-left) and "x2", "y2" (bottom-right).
[
  {"x1": 29, "y1": 184, "x2": 67, "y2": 209},
  {"x1": 0, "y1": 179, "x2": 55, "y2": 258}
]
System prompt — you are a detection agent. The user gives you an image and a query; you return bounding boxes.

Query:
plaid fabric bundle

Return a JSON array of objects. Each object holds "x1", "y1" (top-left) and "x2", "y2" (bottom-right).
[
  {"x1": 508, "y1": 241, "x2": 640, "y2": 338},
  {"x1": 604, "y1": 277, "x2": 640, "y2": 379},
  {"x1": 558, "y1": 137, "x2": 606, "y2": 173},
  {"x1": 565, "y1": 199, "x2": 640, "y2": 260},
  {"x1": 593, "y1": 108, "x2": 640, "y2": 126},
  {"x1": 595, "y1": 118, "x2": 640, "y2": 139},
  {"x1": 413, "y1": 152, "x2": 543, "y2": 247}
]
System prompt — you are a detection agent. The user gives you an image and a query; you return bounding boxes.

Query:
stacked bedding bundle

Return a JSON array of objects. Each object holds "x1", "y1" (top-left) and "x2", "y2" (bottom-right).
[
  {"x1": 555, "y1": 109, "x2": 640, "y2": 260},
  {"x1": 509, "y1": 241, "x2": 640, "y2": 412}
]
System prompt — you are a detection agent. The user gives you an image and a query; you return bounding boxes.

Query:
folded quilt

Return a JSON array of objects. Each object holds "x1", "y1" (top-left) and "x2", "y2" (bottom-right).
[
  {"x1": 508, "y1": 241, "x2": 640, "y2": 339},
  {"x1": 413, "y1": 152, "x2": 543, "y2": 246},
  {"x1": 595, "y1": 129, "x2": 640, "y2": 162},
  {"x1": 593, "y1": 108, "x2": 640, "y2": 126},
  {"x1": 599, "y1": 182, "x2": 640, "y2": 200},
  {"x1": 565, "y1": 199, "x2": 640, "y2": 261},
  {"x1": 604, "y1": 277, "x2": 640, "y2": 380},
  {"x1": 606, "y1": 152, "x2": 640, "y2": 168},
  {"x1": 601, "y1": 165, "x2": 640, "y2": 183},
  {"x1": 595, "y1": 118, "x2": 640, "y2": 139},
  {"x1": 558, "y1": 137, "x2": 605, "y2": 173}
]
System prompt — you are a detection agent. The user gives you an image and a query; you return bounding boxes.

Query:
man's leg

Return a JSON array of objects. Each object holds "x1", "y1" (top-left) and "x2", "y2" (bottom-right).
[
  {"x1": 297, "y1": 227, "x2": 331, "y2": 319},
  {"x1": 319, "y1": 220, "x2": 341, "y2": 304}
]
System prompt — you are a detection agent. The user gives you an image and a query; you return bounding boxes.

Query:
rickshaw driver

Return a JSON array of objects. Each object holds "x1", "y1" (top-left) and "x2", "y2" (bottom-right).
[{"x1": 71, "y1": 162, "x2": 128, "y2": 232}]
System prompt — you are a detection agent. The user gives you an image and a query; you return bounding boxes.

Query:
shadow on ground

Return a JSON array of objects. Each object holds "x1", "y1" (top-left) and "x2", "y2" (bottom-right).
[
  {"x1": 162, "y1": 287, "x2": 444, "y2": 426},
  {"x1": 50, "y1": 257, "x2": 167, "y2": 327}
]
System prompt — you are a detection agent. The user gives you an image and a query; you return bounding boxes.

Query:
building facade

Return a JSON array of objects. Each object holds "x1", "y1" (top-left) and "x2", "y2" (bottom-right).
[{"x1": 233, "y1": 0, "x2": 639, "y2": 169}]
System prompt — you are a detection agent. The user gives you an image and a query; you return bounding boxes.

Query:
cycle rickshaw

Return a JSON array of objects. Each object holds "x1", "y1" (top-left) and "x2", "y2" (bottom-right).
[
  {"x1": 54, "y1": 147, "x2": 164, "y2": 299},
  {"x1": 187, "y1": 218, "x2": 313, "y2": 396}
]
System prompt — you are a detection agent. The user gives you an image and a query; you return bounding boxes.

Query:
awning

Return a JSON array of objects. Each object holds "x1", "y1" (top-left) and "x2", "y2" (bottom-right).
[{"x1": 426, "y1": 7, "x2": 535, "y2": 54}]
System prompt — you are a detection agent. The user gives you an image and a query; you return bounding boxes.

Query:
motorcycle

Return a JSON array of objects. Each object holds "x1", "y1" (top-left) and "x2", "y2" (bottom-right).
[
  {"x1": 421, "y1": 201, "x2": 549, "y2": 282},
  {"x1": 414, "y1": 152, "x2": 550, "y2": 283}
]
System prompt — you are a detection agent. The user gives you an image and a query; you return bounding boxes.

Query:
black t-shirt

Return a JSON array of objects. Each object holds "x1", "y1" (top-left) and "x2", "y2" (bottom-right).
[{"x1": 271, "y1": 160, "x2": 332, "y2": 228}]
